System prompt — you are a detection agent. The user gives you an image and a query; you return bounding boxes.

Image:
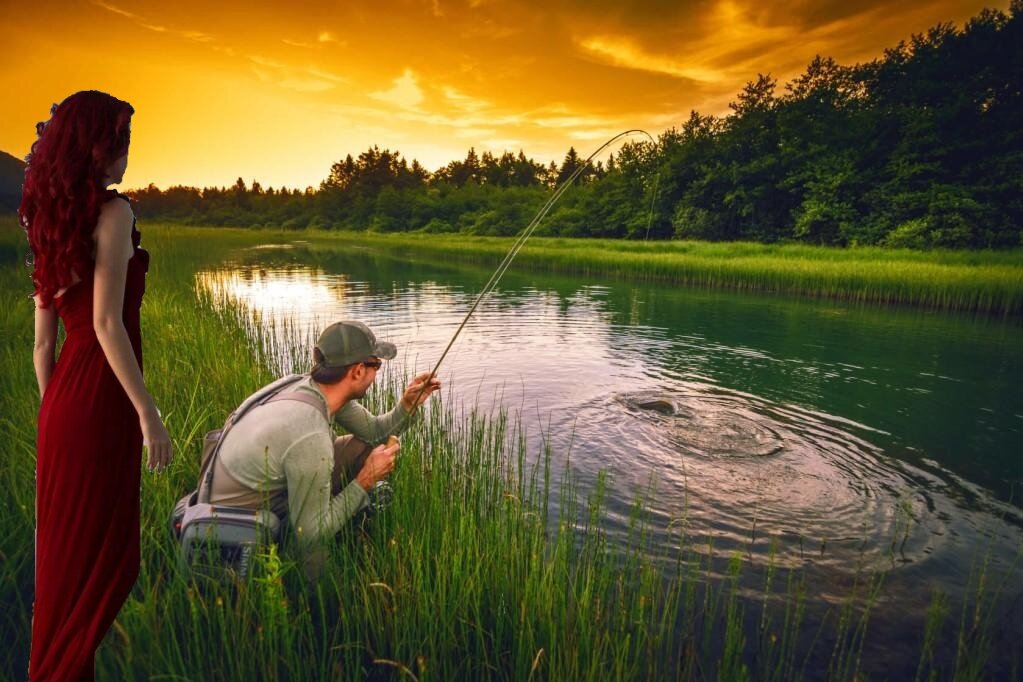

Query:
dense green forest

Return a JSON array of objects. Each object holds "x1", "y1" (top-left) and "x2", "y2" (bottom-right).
[{"x1": 14, "y1": 4, "x2": 1022, "y2": 248}]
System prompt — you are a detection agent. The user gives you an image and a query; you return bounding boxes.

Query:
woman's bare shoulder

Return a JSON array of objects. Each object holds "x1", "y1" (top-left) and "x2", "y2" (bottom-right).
[
  {"x1": 94, "y1": 197, "x2": 135, "y2": 255},
  {"x1": 99, "y1": 195, "x2": 134, "y2": 220}
]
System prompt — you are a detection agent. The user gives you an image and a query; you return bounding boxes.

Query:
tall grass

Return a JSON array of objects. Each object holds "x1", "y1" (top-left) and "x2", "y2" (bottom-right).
[{"x1": 0, "y1": 217, "x2": 1019, "y2": 680}]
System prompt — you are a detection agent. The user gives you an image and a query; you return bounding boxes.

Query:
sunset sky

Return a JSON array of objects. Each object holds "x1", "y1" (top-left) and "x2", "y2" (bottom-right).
[{"x1": 1, "y1": 0, "x2": 1004, "y2": 190}]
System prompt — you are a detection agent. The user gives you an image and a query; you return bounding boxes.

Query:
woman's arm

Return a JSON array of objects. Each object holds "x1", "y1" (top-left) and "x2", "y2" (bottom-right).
[
  {"x1": 33, "y1": 298, "x2": 57, "y2": 398},
  {"x1": 92, "y1": 198, "x2": 173, "y2": 471}
]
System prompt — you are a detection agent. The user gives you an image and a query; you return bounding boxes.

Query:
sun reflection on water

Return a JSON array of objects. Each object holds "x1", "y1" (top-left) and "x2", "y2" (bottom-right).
[{"x1": 195, "y1": 267, "x2": 345, "y2": 320}]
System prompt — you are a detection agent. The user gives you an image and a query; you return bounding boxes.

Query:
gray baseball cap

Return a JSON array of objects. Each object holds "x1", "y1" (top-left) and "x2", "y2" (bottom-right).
[{"x1": 314, "y1": 321, "x2": 397, "y2": 368}]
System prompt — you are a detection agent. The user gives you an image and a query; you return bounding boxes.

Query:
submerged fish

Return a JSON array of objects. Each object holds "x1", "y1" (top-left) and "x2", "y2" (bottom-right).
[
  {"x1": 636, "y1": 398, "x2": 676, "y2": 416},
  {"x1": 620, "y1": 391, "x2": 785, "y2": 458}
]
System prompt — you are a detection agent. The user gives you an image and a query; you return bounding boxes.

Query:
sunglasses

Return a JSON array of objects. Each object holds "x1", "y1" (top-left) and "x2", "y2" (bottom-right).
[{"x1": 361, "y1": 359, "x2": 383, "y2": 369}]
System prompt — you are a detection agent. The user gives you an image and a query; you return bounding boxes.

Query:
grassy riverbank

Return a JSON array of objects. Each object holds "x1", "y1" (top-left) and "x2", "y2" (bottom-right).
[
  {"x1": 304, "y1": 230, "x2": 1023, "y2": 316},
  {"x1": 84, "y1": 217, "x2": 1023, "y2": 316},
  {"x1": 12, "y1": 216, "x2": 1020, "y2": 314},
  {"x1": 0, "y1": 218, "x2": 1018, "y2": 679}
]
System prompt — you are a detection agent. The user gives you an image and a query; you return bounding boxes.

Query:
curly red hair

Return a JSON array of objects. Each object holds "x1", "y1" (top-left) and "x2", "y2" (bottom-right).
[{"x1": 19, "y1": 90, "x2": 135, "y2": 308}]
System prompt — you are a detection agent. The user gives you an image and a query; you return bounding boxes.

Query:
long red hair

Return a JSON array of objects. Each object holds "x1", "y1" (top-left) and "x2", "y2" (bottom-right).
[{"x1": 19, "y1": 90, "x2": 135, "y2": 308}]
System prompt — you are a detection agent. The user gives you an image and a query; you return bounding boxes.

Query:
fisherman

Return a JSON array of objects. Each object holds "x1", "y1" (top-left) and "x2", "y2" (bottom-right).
[{"x1": 200, "y1": 320, "x2": 440, "y2": 578}]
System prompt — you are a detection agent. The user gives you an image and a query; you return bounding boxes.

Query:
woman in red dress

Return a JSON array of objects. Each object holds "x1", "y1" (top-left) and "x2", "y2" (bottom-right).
[{"x1": 21, "y1": 90, "x2": 173, "y2": 681}]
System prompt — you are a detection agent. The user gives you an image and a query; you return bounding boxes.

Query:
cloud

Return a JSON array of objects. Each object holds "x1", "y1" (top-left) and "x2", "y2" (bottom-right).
[
  {"x1": 91, "y1": 0, "x2": 213, "y2": 43},
  {"x1": 369, "y1": 69, "x2": 425, "y2": 109},
  {"x1": 91, "y1": 0, "x2": 136, "y2": 19},
  {"x1": 326, "y1": 94, "x2": 634, "y2": 143},
  {"x1": 442, "y1": 86, "x2": 490, "y2": 113},
  {"x1": 180, "y1": 30, "x2": 213, "y2": 43},
  {"x1": 532, "y1": 113, "x2": 619, "y2": 129},
  {"x1": 574, "y1": 0, "x2": 796, "y2": 85},
  {"x1": 323, "y1": 95, "x2": 634, "y2": 161},
  {"x1": 573, "y1": 0, "x2": 941, "y2": 102},
  {"x1": 306, "y1": 66, "x2": 347, "y2": 84},
  {"x1": 568, "y1": 128, "x2": 628, "y2": 141},
  {"x1": 283, "y1": 31, "x2": 346, "y2": 49},
  {"x1": 248, "y1": 55, "x2": 346, "y2": 92},
  {"x1": 326, "y1": 100, "x2": 511, "y2": 137},
  {"x1": 249, "y1": 55, "x2": 288, "y2": 69},
  {"x1": 282, "y1": 38, "x2": 318, "y2": 48},
  {"x1": 578, "y1": 36, "x2": 725, "y2": 83}
]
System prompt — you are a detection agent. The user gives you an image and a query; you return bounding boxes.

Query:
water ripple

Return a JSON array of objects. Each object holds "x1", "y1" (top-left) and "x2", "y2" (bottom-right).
[{"x1": 580, "y1": 384, "x2": 957, "y2": 570}]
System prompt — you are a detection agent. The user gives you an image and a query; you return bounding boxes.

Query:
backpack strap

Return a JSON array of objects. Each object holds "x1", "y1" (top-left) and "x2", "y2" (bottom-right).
[
  {"x1": 264, "y1": 390, "x2": 330, "y2": 423},
  {"x1": 199, "y1": 375, "x2": 321, "y2": 503}
]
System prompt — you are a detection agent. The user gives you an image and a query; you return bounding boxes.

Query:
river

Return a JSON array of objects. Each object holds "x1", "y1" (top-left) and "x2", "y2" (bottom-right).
[{"x1": 197, "y1": 239, "x2": 1023, "y2": 676}]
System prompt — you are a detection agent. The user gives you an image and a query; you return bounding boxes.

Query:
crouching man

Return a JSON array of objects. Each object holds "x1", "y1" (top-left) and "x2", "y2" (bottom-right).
[{"x1": 200, "y1": 320, "x2": 440, "y2": 578}]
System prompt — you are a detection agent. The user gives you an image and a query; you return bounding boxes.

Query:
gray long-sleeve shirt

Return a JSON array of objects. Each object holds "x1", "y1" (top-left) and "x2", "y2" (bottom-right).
[{"x1": 211, "y1": 375, "x2": 410, "y2": 549}]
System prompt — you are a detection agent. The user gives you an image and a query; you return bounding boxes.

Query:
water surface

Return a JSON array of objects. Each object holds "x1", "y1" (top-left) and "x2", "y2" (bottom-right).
[{"x1": 198, "y1": 241, "x2": 1023, "y2": 675}]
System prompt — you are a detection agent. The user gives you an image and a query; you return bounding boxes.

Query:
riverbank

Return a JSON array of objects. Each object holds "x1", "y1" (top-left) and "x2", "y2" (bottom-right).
[
  {"x1": 1, "y1": 218, "x2": 1018, "y2": 679},
  {"x1": 97, "y1": 216, "x2": 1023, "y2": 315},
  {"x1": 8, "y1": 216, "x2": 1019, "y2": 314},
  {"x1": 1, "y1": 219, "x2": 771, "y2": 679},
  {"x1": 306, "y1": 230, "x2": 1023, "y2": 316}
]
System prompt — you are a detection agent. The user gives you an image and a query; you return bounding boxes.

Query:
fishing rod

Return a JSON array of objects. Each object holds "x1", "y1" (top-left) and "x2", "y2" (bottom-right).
[
  {"x1": 386, "y1": 128, "x2": 660, "y2": 428},
  {"x1": 358, "y1": 129, "x2": 661, "y2": 509},
  {"x1": 428, "y1": 129, "x2": 658, "y2": 379}
]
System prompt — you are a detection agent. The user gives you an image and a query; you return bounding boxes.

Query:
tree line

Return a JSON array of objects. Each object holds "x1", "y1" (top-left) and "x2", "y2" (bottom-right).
[{"x1": 128, "y1": 3, "x2": 1022, "y2": 248}]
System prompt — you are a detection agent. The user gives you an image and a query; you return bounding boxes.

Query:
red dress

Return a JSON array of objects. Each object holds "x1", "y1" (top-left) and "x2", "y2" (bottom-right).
[{"x1": 30, "y1": 195, "x2": 149, "y2": 681}]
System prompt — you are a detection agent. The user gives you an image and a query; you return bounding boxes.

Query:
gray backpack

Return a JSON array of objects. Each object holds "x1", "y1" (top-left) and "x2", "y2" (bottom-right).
[{"x1": 170, "y1": 373, "x2": 329, "y2": 578}]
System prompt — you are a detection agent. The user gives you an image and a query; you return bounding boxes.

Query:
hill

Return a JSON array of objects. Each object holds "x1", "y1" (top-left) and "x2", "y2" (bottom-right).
[{"x1": 0, "y1": 150, "x2": 24, "y2": 213}]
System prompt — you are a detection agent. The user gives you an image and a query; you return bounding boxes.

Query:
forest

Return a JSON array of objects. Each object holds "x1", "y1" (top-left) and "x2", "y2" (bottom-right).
[{"x1": 123, "y1": 3, "x2": 1022, "y2": 249}]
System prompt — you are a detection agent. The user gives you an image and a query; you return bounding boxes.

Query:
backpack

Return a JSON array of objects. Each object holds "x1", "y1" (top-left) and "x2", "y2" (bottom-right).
[{"x1": 169, "y1": 373, "x2": 329, "y2": 578}]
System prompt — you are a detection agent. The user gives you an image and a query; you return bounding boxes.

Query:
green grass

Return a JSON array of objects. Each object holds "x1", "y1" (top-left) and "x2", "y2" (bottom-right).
[
  {"x1": 1, "y1": 217, "x2": 1019, "y2": 680},
  {"x1": 14, "y1": 214, "x2": 1020, "y2": 313},
  {"x1": 295, "y1": 229, "x2": 1023, "y2": 316}
]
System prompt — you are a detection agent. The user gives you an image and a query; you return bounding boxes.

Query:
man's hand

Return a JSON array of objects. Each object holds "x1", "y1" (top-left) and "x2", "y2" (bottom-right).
[
  {"x1": 400, "y1": 372, "x2": 442, "y2": 411},
  {"x1": 355, "y1": 439, "x2": 400, "y2": 491}
]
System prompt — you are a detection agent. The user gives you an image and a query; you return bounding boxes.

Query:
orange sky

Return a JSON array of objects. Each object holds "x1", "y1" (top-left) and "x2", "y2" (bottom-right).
[{"x1": 0, "y1": 0, "x2": 1005, "y2": 190}]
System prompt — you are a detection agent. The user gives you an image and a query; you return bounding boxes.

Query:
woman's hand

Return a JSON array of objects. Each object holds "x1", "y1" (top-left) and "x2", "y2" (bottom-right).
[
  {"x1": 93, "y1": 199, "x2": 173, "y2": 473},
  {"x1": 400, "y1": 372, "x2": 442, "y2": 411},
  {"x1": 141, "y1": 409, "x2": 173, "y2": 472}
]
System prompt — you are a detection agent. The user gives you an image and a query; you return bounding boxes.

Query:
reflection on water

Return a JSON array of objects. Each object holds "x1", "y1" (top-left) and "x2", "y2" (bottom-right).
[
  {"x1": 196, "y1": 267, "x2": 347, "y2": 321},
  {"x1": 198, "y1": 244, "x2": 1023, "y2": 673}
]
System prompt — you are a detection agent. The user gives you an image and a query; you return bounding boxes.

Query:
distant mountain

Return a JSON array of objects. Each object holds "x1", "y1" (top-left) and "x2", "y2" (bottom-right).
[{"x1": 0, "y1": 150, "x2": 25, "y2": 212}]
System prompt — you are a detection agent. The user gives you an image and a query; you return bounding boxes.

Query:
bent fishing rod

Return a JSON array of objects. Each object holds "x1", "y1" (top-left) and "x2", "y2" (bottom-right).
[{"x1": 372, "y1": 128, "x2": 660, "y2": 441}]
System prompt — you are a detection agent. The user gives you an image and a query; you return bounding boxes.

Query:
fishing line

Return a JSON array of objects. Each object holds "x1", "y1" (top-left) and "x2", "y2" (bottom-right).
[
  {"x1": 644, "y1": 172, "x2": 662, "y2": 241},
  {"x1": 393, "y1": 128, "x2": 660, "y2": 425},
  {"x1": 362, "y1": 129, "x2": 661, "y2": 509},
  {"x1": 429, "y1": 129, "x2": 658, "y2": 378}
]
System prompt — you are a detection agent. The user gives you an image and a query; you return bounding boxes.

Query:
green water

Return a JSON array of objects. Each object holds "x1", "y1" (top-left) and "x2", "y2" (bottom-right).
[{"x1": 201, "y1": 240, "x2": 1023, "y2": 675}]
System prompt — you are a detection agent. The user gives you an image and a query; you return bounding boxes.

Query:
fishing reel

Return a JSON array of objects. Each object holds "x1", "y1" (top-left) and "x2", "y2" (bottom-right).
[
  {"x1": 366, "y1": 434, "x2": 399, "y2": 514},
  {"x1": 368, "y1": 480, "x2": 394, "y2": 513}
]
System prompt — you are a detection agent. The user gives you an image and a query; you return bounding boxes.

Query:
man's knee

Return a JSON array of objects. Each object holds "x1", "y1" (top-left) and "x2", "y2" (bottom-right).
[
  {"x1": 331, "y1": 436, "x2": 372, "y2": 494},
  {"x1": 333, "y1": 435, "x2": 370, "y2": 468}
]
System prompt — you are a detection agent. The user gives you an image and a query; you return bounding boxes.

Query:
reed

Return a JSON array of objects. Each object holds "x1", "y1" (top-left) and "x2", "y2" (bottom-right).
[{"x1": 0, "y1": 218, "x2": 1018, "y2": 680}]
